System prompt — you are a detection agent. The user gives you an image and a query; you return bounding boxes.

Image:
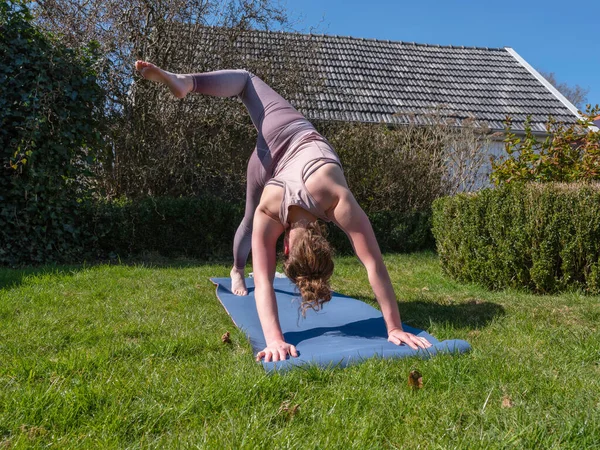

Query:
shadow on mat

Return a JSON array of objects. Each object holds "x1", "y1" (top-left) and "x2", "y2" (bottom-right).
[{"x1": 283, "y1": 317, "x2": 388, "y2": 345}]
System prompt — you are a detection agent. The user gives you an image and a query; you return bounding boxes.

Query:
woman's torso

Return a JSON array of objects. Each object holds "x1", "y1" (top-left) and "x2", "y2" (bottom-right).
[
  {"x1": 264, "y1": 132, "x2": 344, "y2": 225},
  {"x1": 260, "y1": 151, "x2": 350, "y2": 228}
]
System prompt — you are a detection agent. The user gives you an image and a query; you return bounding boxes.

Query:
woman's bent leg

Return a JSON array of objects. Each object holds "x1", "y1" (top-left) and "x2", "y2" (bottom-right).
[
  {"x1": 231, "y1": 150, "x2": 267, "y2": 295},
  {"x1": 136, "y1": 63, "x2": 307, "y2": 142}
]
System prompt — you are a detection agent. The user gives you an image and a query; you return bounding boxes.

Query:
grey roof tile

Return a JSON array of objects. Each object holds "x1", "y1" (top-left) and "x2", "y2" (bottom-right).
[{"x1": 194, "y1": 28, "x2": 578, "y2": 132}]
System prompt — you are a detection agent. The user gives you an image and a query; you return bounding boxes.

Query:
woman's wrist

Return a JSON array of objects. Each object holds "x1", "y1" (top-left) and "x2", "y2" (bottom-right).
[{"x1": 387, "y1": 326, "x2": 403, "y2": 334}]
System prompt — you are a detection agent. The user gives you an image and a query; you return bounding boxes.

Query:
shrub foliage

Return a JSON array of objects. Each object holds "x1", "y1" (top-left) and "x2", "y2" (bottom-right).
[
  {"x1": 319, "y1": 118, "x2": 491, "y2": 214},
  {"x1": 83, "y1": 197, "x2": 434, "y2": 261},
  {"x1": 491, "y1": 106, "x2": 600, "y2": 184},
  {"x1": 432, "y1": 183, "x2": 600, "y2": 294},
  {"x1": 0, "y1": 2, "x2": 104, "y2": 265},
  {"x1": 87, "y1": 197, "x2": 244, "y2": 260}
]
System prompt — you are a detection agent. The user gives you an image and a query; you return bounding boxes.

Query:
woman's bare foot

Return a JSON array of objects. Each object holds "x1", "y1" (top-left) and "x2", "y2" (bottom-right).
[
  {"x1": 134, "y1": 60, "x2": 193, "y2": 99},
  {"x1": 230, "y1": 267, "x2": 248, "y2": 296}
]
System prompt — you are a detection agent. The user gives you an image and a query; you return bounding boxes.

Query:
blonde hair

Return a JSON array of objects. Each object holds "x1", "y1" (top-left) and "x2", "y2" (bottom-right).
[{"x1": 283, "y1": 222, "x2": 334, "y2": 316}]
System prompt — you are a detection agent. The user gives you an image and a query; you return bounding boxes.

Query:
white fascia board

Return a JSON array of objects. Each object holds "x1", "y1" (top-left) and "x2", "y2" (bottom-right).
[{"x1": 505, "y1": 47, "x2": 582, "y2": 119}]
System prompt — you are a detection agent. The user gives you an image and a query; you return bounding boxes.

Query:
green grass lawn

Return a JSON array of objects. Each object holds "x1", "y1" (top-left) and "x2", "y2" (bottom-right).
[{"x1": 1, "y1": 252, "x2": 599, "y2": 449}]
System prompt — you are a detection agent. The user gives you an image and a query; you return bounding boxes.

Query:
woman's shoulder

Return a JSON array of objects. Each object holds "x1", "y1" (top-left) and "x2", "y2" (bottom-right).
[
  {"x1": 305, "y1": 163, "x2": 349, "y2": 208},
  {"x1": 258, "y1": 183, "x2": 284, "y2": 222}
]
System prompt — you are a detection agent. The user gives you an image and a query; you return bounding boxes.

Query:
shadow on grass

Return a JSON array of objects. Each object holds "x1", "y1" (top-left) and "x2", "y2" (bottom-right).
[
  {"x1": 344, "y1": 292, "x2": 505, "y2": 330},
  {"x1": 0, "y1": 266, "x2": 80, "y2": 291},
  {"x1": 400, "y1": 300, "x2": 505, "y2": 330},
  {"x1": 0, "y1": 254, "x2": 233, "y2": 291}
]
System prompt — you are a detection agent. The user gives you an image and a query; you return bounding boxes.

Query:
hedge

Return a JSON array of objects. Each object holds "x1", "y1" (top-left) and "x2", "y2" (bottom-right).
[
  {"x1": 85, "y1": 197, "x2": 434, "y2": 262},
  {"x1": 86, "y1": 197, "x2": 244, "y2": 261},
  {"x1": 432, "y1": 182, "x2": 600, "y2": 293},
  {"x1": 0, "y1": 3, "x2": 104, "y2": 266},
  {"x1": 327, "y1": 209, "x2": 434, "y2": 255}
]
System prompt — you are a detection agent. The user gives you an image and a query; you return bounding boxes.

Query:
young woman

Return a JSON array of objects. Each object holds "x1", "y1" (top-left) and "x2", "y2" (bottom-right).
[{"x1": 134, "y1": 61, "x2": 432, "y2": 362}]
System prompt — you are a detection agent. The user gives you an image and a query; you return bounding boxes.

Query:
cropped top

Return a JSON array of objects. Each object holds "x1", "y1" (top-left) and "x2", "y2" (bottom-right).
[{"x1": 265, "y1": 131, "x2": 342, "y2": 226}]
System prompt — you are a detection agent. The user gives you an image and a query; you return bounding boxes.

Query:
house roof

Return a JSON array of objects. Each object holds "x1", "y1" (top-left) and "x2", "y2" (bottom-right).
[{"x1": 196, "y1": 28, "x2": 580, "y2": 133}]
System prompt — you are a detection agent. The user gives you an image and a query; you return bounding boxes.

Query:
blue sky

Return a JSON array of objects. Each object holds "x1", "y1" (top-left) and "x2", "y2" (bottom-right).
[{"x1": 286, "y1": 0, "x2": 599, "y2": 109}]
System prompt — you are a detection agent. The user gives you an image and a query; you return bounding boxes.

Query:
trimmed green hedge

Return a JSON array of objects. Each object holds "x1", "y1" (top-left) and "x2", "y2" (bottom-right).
[
  {"x1": 432, "y1": 183, "x2": 600, "y2": 293},
  {"x1": 86, "y1": 197, "x2": 244, "y2": 261},
  {"x1": 83, "y1": 197, "x2": 433, "y2": 263},
  {"x1": 327, "y1": 209, "x2": 434, "y2": 255},
  {"x1": 1, "y1": 192, "x2": 434, "y2": 266}
]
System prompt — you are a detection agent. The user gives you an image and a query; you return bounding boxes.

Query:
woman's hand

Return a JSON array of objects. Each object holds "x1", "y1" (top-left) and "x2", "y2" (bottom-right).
[
  {"x1": 256, "y1": 340, "x2": 298, "y2": 362},
  {"x1": 388, "y1": 328, "x2": 432, "y2": 350}
]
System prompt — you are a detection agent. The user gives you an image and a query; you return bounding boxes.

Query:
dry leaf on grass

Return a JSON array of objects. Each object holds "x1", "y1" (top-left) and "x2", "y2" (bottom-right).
[
  {"x1": 466, "y1": 298, "x2": 483, "y2": 305},
  {"x1": 221, "y1": 331, "x2": 231, "y2": 343},
  {"x1": 278, "y1": 400, "x2": 300, "y2": 419},
  {"x1": 19, "y1": 425, "x2": 47, "y2": 439},
  {"x1": 501, "y1": 395, "x2": 514, "y2": 408},
  {"x1": 408, "y1": 370, "x2": 423, "y2": 389}
]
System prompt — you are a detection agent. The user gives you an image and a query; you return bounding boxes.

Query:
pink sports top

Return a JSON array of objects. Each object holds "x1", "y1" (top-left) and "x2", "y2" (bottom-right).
[{"x1": 265, "y1": 131, "x2": 343, "y2": 226}]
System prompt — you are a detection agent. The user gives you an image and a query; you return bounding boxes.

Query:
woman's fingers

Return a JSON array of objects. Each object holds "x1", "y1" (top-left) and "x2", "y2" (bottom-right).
[
  {"x1": 411, "y1": 335, "x2": 427, "y2": 349},
  {"x1": 419, "y1": 337, "x2": 432, "y2": 348},
  {"x1": 387, "y1": 335, "x2": 401, "y2": 346},
  {"x1": 256, "y1": 344, "x2": 299, "y2": 362},
  {"x1": 278, "y1": 349, "x2": 288, "y2": 361},
  {"x1": 404, "y1": 338, "x2": 419, "y2": 350},
  {"x1": 388, "y1": 331, "x2": 433, "y2": 350}
]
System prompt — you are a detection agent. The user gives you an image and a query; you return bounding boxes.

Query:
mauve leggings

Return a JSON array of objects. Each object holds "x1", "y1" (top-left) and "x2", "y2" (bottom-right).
[{"x1": 191, "y1": 70, "x2": 315, "y2": 269}]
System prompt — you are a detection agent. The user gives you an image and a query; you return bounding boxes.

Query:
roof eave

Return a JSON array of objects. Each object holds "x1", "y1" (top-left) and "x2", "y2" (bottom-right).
[{"x1": 504, "y1": 47, "x2": 582, "y2": 119}]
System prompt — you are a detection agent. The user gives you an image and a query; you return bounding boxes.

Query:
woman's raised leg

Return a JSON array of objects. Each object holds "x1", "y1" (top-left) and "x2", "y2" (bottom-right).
[
  {"x1": 134, "y1": 61, "x2": 194, "y2": 98},
  {"x1": 134, "y1": 61, "x2": 253, "y2": 98}
]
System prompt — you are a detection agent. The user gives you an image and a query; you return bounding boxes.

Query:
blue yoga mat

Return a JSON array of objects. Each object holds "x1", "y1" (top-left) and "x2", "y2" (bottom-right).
[{"x1": 210, "y1": 276, "x2": 471, "y2": 372}]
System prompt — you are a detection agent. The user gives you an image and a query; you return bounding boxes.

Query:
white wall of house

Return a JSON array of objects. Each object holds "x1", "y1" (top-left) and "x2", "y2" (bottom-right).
[
  {"x1": 473, "y1": 140, "x2": 506, "y2": 190},
  {"x1": 468, "y1": 133, "x2": 552, "y2": 191}
]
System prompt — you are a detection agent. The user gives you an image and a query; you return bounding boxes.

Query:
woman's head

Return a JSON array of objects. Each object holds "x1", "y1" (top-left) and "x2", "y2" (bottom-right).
[{"x1": 283, "y1": 221, "x2": 334, "y2": 316}]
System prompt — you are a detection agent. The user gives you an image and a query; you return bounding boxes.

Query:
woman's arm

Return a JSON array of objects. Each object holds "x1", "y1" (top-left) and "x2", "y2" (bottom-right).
[
  {"x1": 251, "y1": 208, "x2": 299, "y2": 361},
  {"x1": 331, "y1": 191, "x2": 431, "y2": 350}
]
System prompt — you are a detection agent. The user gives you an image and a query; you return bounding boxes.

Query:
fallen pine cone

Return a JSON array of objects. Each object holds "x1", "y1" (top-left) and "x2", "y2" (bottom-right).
[
  {"x1": 221, "y1": 331, "x2": 231, "y2": 343},
  {"x1": 408, "y1": 370, "x2": 423, "y2": 389}
]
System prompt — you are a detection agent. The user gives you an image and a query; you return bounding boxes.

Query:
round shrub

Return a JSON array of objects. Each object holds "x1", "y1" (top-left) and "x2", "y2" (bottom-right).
[{"x1": 432, "y1": 182, "x2": 600, "y2": 293}]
